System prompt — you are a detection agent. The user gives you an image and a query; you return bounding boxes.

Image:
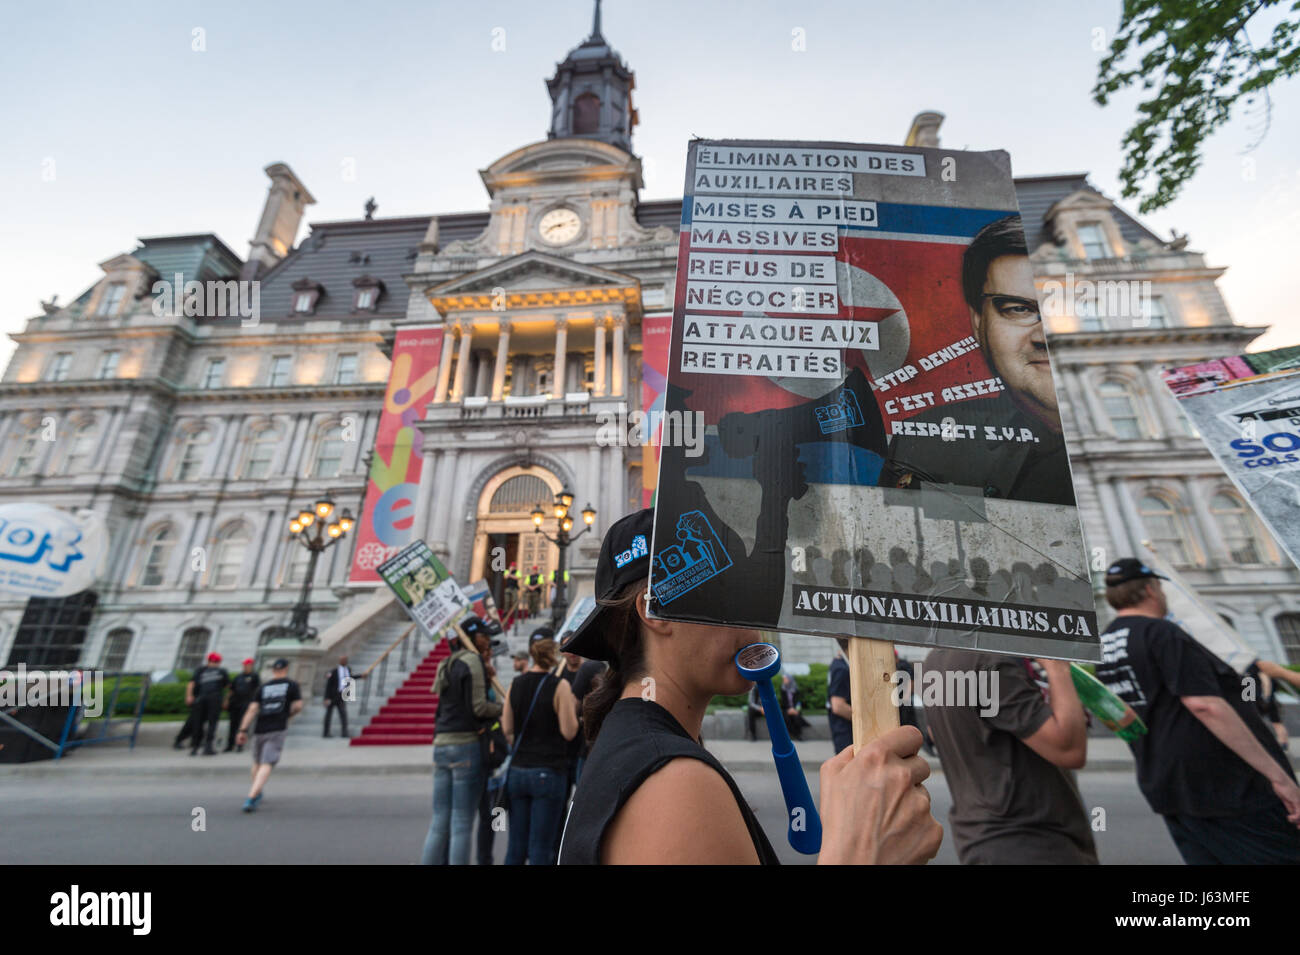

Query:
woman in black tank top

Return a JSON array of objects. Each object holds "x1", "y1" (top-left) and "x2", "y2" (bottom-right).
[
  {"x1": 556, "y1": 508, "x2": 944, "y2": 866},
  {"x1": 502, "y1": 636, "x2": 578, "y2": 864}
]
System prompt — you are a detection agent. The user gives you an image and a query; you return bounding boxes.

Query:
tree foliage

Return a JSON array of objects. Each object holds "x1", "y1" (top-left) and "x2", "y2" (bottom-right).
[{"x1": 1093, "y1": 0, "x2": 1300, "y2": 212}]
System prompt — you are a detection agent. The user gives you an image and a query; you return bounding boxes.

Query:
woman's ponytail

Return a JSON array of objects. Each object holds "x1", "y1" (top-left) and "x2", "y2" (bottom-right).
[{"x1": 582, "y1": 581, "x2": 647, "y2": 742}]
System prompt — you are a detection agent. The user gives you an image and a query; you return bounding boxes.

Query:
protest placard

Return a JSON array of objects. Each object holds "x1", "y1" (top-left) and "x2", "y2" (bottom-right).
[
  {"x1": 1163, "y1": 344, "x2": 1300, "y2": 572},
  {"x1": 648, "y1": 139, "x2": 1101, "y2": 743},
  {"x1": 376, "y1": 539, "x2": 472, "y2": 639}
]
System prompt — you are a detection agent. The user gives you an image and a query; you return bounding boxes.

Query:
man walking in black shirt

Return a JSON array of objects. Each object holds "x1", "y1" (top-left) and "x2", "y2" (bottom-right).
[
  {"x1": 225, "y1": 658, "x2": 260, "y2": 753},
  {"x1": 1095, "y1": 558, "x2": 1300, "y2": 863},
  {"x1": 236, "y1": 658, "x2": 303, "y2": 812},
  {"x1": 187, "y1": 652, "x2": 229, "y2": 756}
]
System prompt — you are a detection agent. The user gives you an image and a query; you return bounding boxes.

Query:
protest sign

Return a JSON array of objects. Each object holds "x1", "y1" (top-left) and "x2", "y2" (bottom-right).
[
  {"x1": 1163, "y1": 344, "x2": 1300, "y2": 571},
  {"x1": 376, "y1": 540, "x2": 471, "y2": 639},
  {"x1": 462, "y1": 579, "x2": 504, "y2": 630},
  {"x1": 649, "y1": 139, "x2": 1099, "y2": 744},
  {"x1": 0, "y1": 503, "x2": 107, "y2": 598}
]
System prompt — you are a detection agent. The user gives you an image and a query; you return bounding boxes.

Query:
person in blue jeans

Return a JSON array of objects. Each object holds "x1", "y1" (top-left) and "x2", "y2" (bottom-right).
[
  {"x1": 422, "y1": 617, "x2": 502, "y2": 865},
  {"x1": 501, "y1": 636, "x2": 578, "y2": 864}
]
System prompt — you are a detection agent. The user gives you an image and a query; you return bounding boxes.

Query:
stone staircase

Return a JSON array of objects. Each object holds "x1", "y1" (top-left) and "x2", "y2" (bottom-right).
[
  {"x1": 288, "y1": 604, "x2": 433, "y2": 739},
  {"x1": 349, "y1": 642, "x2": 452, "y2": 746}
]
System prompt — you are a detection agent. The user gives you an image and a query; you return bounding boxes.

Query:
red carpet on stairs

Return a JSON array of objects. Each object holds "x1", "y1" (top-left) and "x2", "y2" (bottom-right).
[{"x1": 350, "y1": 642, "x2": 450, "y2": 746}]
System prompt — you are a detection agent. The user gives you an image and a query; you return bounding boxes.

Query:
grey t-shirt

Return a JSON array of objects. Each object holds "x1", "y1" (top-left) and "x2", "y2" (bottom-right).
[{"x1": 923, "y1": 649, "x2": 1097, "y2": 864}]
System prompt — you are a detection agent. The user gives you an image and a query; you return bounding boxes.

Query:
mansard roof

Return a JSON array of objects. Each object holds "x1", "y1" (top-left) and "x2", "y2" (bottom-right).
[{"x1": 1013, "y1": 174, "x2": 1163, "y2": 251}]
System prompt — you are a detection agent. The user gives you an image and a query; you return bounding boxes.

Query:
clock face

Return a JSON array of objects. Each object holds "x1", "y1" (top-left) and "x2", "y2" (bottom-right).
[{"x1": 538, "y1": 208, "x2": 581, "y2": 246}]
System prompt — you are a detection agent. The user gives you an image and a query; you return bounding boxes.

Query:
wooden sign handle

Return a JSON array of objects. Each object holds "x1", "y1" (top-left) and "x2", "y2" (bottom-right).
[{"x1": 848, "y1": 637, "x2": 899, "y2": 753}]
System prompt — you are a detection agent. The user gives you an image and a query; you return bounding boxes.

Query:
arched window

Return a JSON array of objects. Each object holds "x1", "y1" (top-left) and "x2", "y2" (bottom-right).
[
  {"x1": 1098, "y1": 379, "x2": 1145, "y2": 439},
  {"x1": 63, "y1": 420, "x2": 99, "y2": 474},
  {"x1": 100, "y1": 628, "x2": 133, "y2": 670},
  {"x1": 140, "y1": 526, "x2": 175, "y2": 587},
  {"x1": 211, "y1": 524, "x2": 251, "y2": 589},
  {"x1": 1210, "y1": 491, "x2": 1267, "y2": 564},
  {"x1": 175, "y1": 627, "x2": 211, "y2": 672},
  {"x1": 1276, "y1": 613, "x2": 1300, "y2": 665},
  {"x1": 312, "y1": 425, "x2": 346, "y2": 479},
  {"x1": 489, "y1": 474, "x2": 553, "y2": 513},
  {"x1": 572, "y1": 93, "x2": 601, "y2": 134},
  {"x1": 1139, "y1": 493, "x2": 1196, "y2": 566},
  {"x1": 242, "y1": 424, "x2": 280, "y2": 479},
  {"x1": 10, "y1": 423, "x2": 44, "y2": 477},
  {"x1": 176, "y1": 428, "x2": 211, "y2": 480}
]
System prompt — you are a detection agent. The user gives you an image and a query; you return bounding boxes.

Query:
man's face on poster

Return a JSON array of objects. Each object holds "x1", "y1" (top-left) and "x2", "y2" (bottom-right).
[{"x1": 970, "y1": 254, "x2": 1061, "y2": 431}]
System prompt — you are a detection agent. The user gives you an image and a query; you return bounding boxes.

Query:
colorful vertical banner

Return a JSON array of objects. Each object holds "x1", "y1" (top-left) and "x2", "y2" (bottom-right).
[
  {"x1": 349, "y1": 326, "x2": 444, "y2": 583},
  {"x1": 640, "y1": 313, "x2": 673, "y2": 507}
]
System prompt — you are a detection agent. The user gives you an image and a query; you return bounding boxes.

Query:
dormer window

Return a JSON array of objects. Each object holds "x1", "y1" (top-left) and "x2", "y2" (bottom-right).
[
  {"x1": 291, "y1": 278, "x2": 323, "y2": 315},
  {"x1": 1077, "y1": 223, "x2": 1112, "y2": 260},
  {"x1": 96, "y1": 282, "x2": 126, "y2": 317},
  {"x1": 352, "y1": 275, "x2": 384, "y2": 312}
]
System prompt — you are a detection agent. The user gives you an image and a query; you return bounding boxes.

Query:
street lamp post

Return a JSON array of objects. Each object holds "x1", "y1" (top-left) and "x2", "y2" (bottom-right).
[
  {"x1": 284, "y1": 497, "x2": 355, "y2": 641},
  {"x1": 531, "y1": 490, "x2": 596, "y2": 629}
]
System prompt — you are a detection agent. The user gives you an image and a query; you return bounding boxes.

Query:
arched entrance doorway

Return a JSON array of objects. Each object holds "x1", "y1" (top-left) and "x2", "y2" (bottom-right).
[{"x1": 470, "y1": 466, "x2": 562, "y2": 619}]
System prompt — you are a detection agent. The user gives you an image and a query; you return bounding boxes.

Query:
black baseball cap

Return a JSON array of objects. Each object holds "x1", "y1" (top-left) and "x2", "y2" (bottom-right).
[
  {"x1": 560, "y1": 508, "x2": 654, "y2": 662},
  {"x1": 458, "y1": 616, "x2": 493, "y2": 639},
  {"x1": 271, "y1": 658, "x2": 289, "y2": 670},
  {"x1": 1104, "y1": 558, "x2": 1169, "y2": 586}
]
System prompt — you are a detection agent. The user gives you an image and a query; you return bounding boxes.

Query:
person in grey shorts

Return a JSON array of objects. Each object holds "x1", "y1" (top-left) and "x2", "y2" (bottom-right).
[{"x1": 236, "y1": 658, "x2": 303, "y2": 813}]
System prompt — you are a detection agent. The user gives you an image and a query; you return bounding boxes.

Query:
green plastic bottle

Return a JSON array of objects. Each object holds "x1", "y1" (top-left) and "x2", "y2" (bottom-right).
[{"x1": 1069, "y1": 664, "x2": 1147, "y2": 741}]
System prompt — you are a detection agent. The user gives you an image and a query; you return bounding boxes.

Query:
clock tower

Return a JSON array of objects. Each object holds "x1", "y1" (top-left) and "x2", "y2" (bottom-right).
[{"x1": 546, "y1": 0, "x2": 637, "y2": 153}]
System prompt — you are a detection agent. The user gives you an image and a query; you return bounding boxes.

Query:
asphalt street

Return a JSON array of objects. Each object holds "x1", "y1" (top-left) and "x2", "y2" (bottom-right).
[{"x1": 0, "y1": 766, "x2": 1182, "y2": 864}]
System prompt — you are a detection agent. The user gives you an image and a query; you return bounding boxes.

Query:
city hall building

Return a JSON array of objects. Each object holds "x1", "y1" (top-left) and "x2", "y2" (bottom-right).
[{"x1": 3, "y1": 10, "x2": 1298, "y2": 682}]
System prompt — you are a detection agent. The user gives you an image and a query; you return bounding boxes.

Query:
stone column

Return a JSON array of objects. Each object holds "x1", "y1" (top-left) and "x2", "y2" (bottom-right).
[
  {"x1": 1094, "y1": 477, "x2": 1134, "y2": 559},
  {"x1": 434, "y1": 324, "x2": 456, "y2": 403},
  {"x1": 491, "y1": 321, "x2": 511, "y2": 400},
  {"x1": 430, "y1": 448, "x2": 457, "y2": 547},
  {"x1": 413, "y1": 445, "x2": 439, "y2": 541},
  {"x1": 1142, "y1": 361, "x2": 1185, "y2": 438},
  {"x1": 1186, "y1": 475, "x2": 1231, "y2": 563},
  {"x1": 552, "y1": 317, "x2": 568, "y2": 399},
  {"x1": 611, "y1": 316, "x2": 626, "y2": 397},
  {"x1": 1076, "y1": 366, "x2": 1109, "y2": 438},
  {"x1": 1112, "y1": 479, "x2": 1151, "y2": 558},
  {"x1": 587, "y1": 446, "x2": 603, "y2": 536},
  {"x1": 593, "y1": 317, "x2": 608, "y2": 396},
  {"x1": 451, "y1": 322, "x2": 473, "y2": 401}
]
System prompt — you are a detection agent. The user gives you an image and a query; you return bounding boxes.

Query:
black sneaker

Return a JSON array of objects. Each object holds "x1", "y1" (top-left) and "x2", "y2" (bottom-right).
[{"x1": 203, "y1": 747, "x2": 217, "y2": 756}]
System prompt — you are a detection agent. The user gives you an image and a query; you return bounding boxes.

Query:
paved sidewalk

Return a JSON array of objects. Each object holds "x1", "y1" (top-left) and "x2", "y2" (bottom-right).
[{"x1": 0, "y1": 720, "x2": 1144, "y2": 778}]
